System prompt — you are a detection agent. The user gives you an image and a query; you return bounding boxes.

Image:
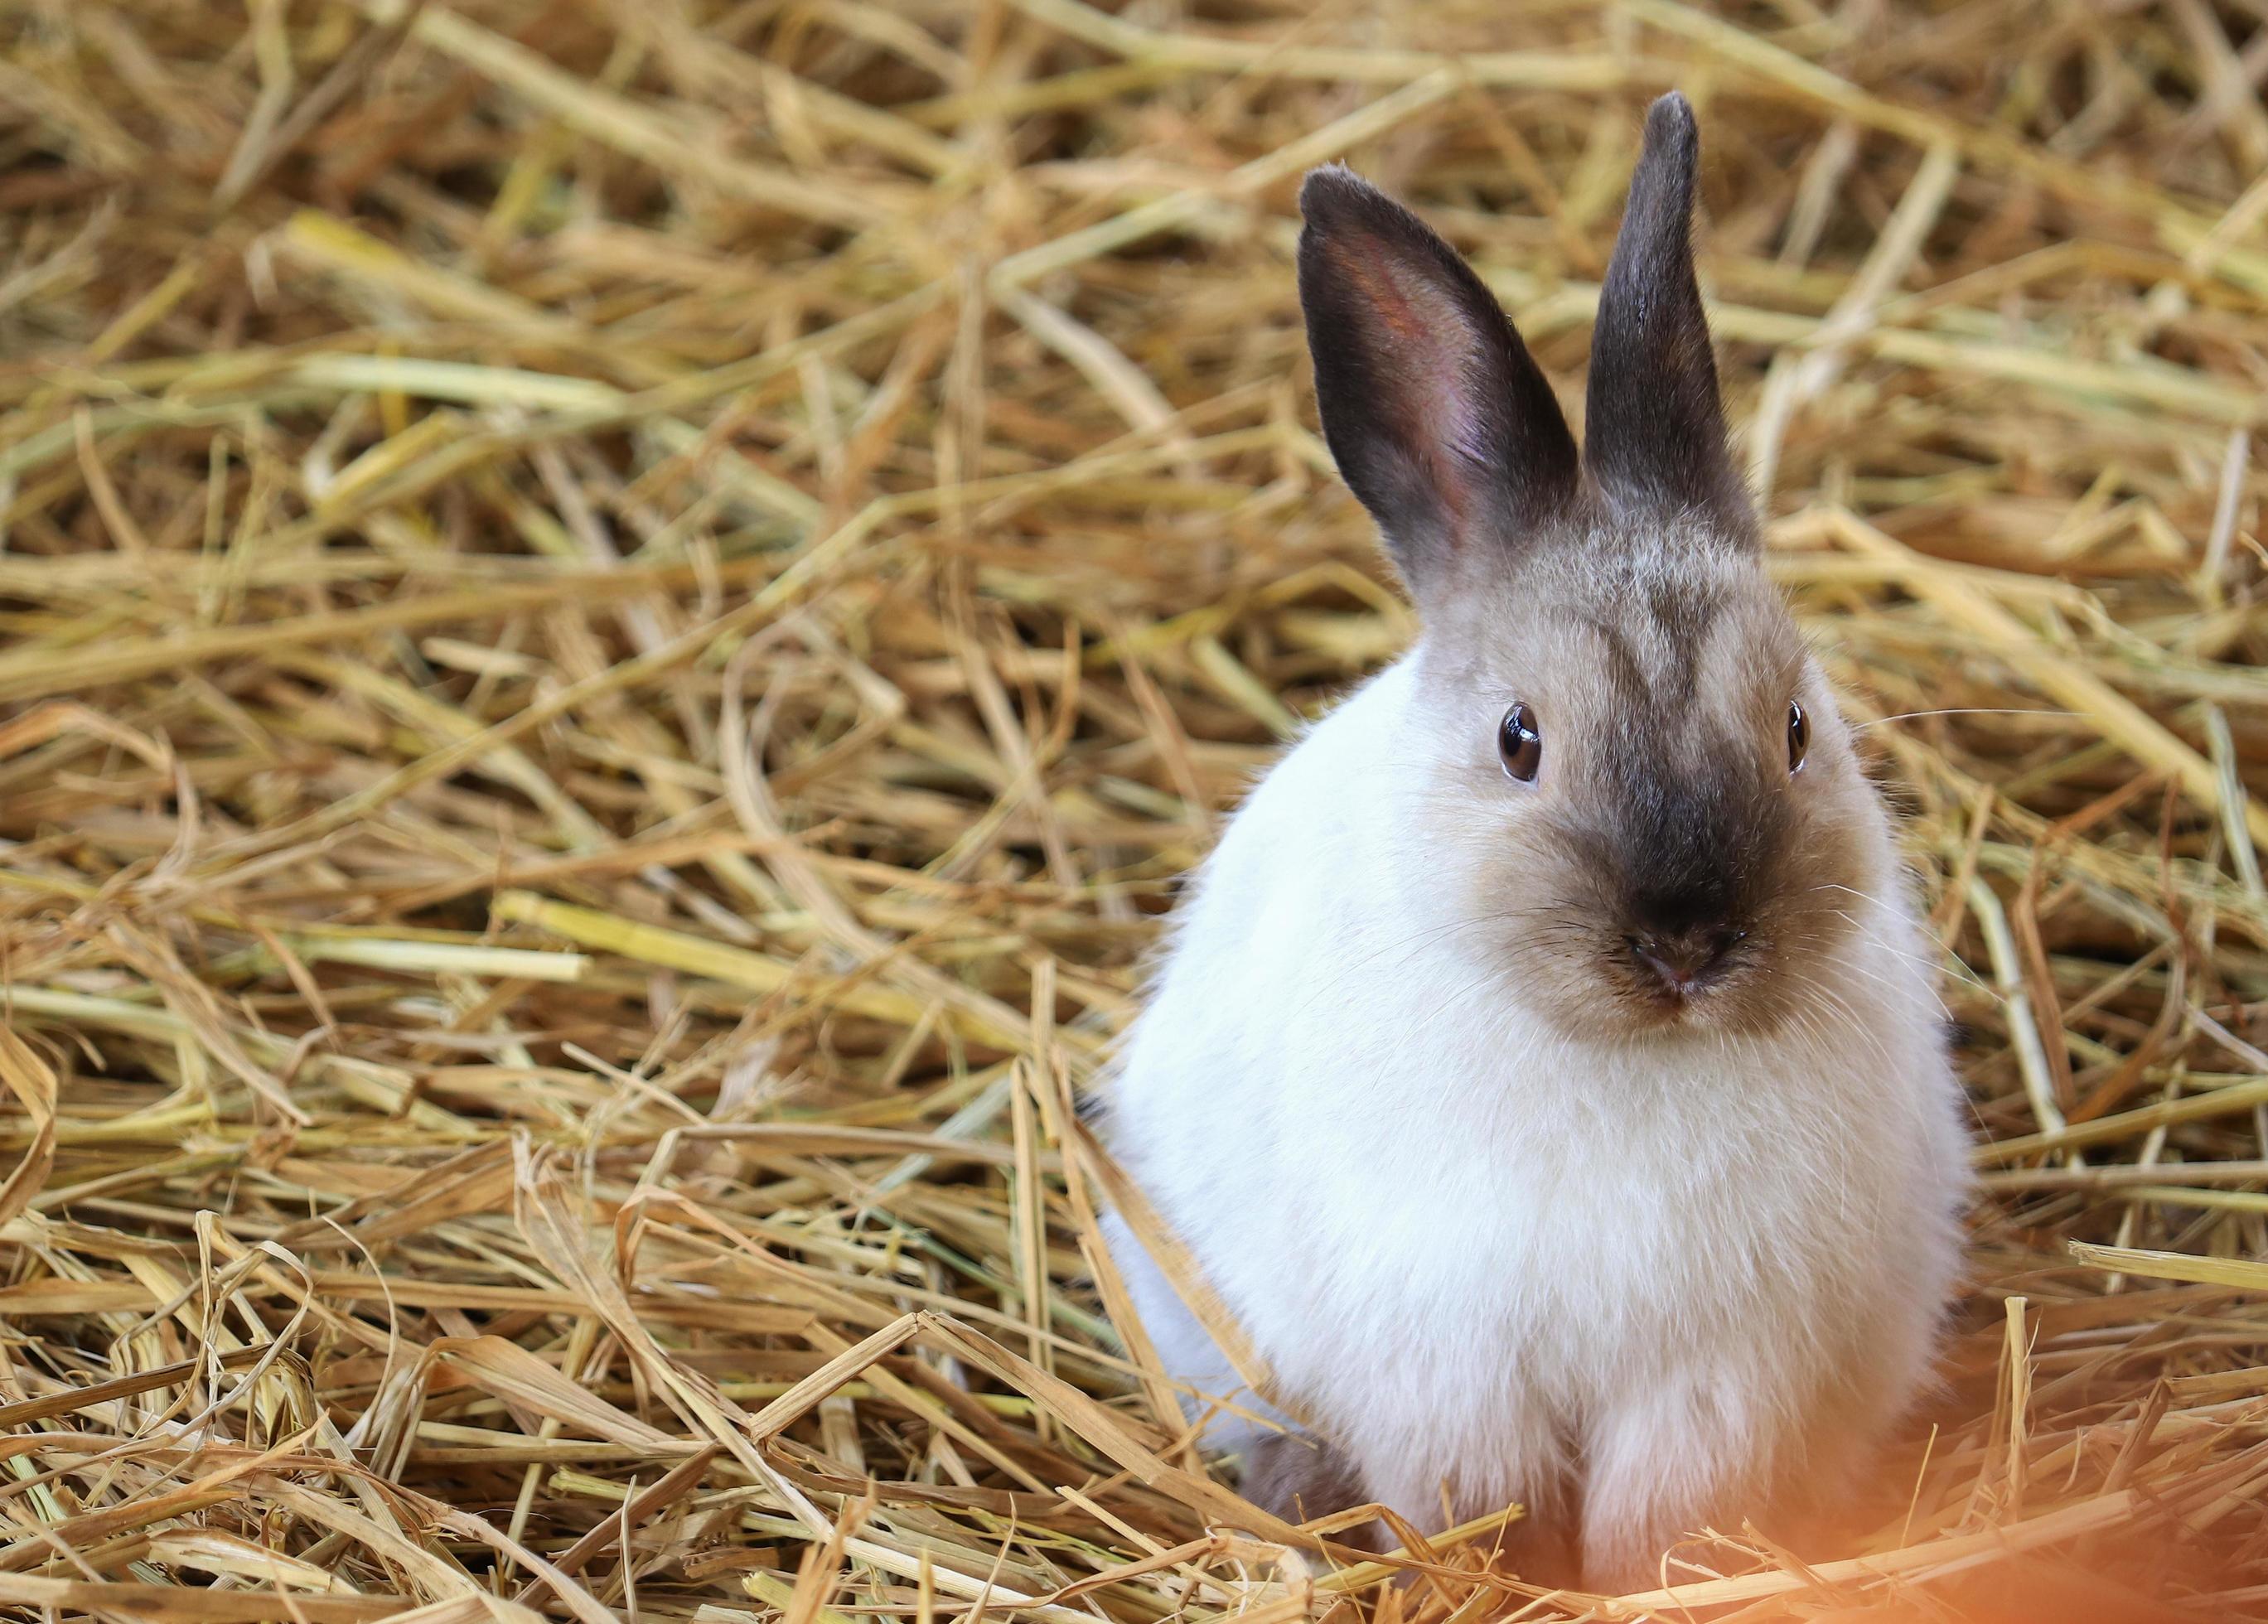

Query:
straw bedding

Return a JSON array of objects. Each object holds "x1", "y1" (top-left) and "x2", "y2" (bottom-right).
[{"x1": 2, "y1": 1, "x2": 2266, "y2": 1618}]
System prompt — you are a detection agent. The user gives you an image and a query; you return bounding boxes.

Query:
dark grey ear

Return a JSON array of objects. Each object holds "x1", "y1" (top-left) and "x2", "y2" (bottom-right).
[
  {"x1": 1584, "y1": 94, "x2": 1749, "y2": 529},
  {"x1": 1297, "y1": 166, "x2": 1578, "y2": 592}
]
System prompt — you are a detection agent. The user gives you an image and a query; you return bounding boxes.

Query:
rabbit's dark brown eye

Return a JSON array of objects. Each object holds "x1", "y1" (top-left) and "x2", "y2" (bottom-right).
[
  {"x1": 1787, "y1": 701, "x2": 1809, "y2": 774},
  {"x1": 1498, "y1": 703, "x2": 1541, "y2": 783}
]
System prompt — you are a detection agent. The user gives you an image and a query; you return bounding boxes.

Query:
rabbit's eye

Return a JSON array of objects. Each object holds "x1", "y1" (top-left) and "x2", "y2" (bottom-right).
[
  {"x1": 1498, "y1": 703, "x2": 1542, "y2": 783},
  {"x1": 1787, "y1": 700, "x2": 1809, "y2": 774}
]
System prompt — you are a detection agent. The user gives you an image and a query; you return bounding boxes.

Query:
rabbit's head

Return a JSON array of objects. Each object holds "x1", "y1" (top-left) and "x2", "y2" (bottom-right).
[{"x1": 1298, "y1": 94, "x2": 1890, "y2": 1039}]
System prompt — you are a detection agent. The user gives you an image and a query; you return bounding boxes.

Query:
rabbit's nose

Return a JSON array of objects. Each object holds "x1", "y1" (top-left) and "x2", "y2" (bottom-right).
[{"x1": 1627, "y1": 926, "x2": 1745, "y2": 993}]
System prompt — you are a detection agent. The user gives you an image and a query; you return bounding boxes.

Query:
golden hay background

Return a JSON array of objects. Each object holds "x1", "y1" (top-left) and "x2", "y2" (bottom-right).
[{"x1": 2, "y1": 1, "x2": 2268, "y2": 1619}]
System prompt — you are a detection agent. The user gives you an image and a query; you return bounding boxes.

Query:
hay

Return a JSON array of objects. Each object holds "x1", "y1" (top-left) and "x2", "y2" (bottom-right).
[{"x1": 1, "y1": 0, "x2": 2266, "y2": 1617}]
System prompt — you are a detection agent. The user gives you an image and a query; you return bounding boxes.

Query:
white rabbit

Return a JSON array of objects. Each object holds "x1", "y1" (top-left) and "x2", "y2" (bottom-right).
[{"x1": 1100, "y1": 93, "x2": 1968, "y2": 1591}]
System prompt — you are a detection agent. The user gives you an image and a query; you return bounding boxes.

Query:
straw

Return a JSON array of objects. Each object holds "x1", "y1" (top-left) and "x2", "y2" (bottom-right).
[{"x1": 2, "y1": 2, "x2": 2266, "y2": 1618}]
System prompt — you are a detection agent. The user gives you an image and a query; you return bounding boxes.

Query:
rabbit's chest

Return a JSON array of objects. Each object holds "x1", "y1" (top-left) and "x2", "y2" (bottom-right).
[
  {"x1": 1289, "y1": 1047, "x2": 1874, "y2": 1391},
  {"x1": 1316, "y1": 1119, "x2": 1749, "y2": 1313}
]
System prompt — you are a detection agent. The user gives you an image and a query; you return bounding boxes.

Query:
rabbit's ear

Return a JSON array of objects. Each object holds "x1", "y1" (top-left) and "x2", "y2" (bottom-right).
[
  {"x1": 1584, "y1": 94, "x2": 1749, "y2": 530},
  {"x1": 1298, "y1": 166, "x2": 1578, "y2": 593}
]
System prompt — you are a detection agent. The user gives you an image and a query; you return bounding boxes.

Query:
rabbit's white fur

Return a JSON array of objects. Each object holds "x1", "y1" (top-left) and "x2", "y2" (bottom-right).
[{"x1": 1101, "y1": 653, "x2": 1967, "y2": 1584}]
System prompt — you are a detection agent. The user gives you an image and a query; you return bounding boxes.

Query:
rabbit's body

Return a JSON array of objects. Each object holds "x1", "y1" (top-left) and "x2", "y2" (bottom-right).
[
  {"x1": 1105, "y1": 657, "x2": 1965, "y2": 1583},
  {"x1": 1100, "y1": 95, "x2": 1968, "y2": 1589}
]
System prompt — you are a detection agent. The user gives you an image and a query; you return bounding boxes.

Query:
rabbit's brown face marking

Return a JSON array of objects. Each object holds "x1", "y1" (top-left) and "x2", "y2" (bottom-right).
[{"x1": 1417, "y1": 524, "x2": 1879, "y2": 1041}]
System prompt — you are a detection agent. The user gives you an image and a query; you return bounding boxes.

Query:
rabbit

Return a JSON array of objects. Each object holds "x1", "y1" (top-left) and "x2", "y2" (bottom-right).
[{"x1": 1098, "y1": 93, "x2": 1969, "y2": 1593}]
